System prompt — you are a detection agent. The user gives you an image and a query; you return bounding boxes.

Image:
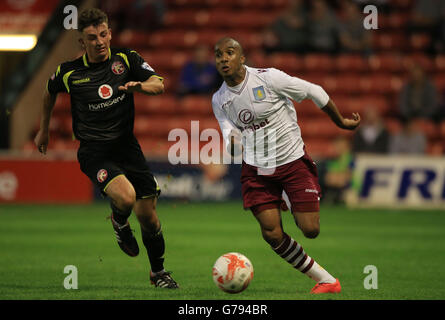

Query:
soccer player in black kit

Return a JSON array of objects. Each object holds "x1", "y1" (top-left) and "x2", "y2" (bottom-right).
[{"x1": 34, "y1": 8, "x2": 178, "y2": 289}]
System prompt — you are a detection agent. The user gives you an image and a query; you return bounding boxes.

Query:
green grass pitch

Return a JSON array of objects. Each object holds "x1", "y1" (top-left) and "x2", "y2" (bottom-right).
[{"x1": 0, "y1": 201, "x2": 444, "y2": 300}]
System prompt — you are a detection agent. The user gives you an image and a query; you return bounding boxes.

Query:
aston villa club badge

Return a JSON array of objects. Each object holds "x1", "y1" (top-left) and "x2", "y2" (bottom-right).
[{"x1": 253, "y1": 86, "x2": 266, "y2": 101}]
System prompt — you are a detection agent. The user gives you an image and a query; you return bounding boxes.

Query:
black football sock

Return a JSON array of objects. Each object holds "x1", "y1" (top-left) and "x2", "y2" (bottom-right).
[
  {"x1": 110, "y1": 201, "x2": 132, "y2": 226},
  {"x1": 142, "y1": 227, "x2": 165, "y2": 273}
]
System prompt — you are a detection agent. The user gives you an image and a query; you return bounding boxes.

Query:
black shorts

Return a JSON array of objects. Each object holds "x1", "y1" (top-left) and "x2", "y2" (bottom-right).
[{"x1": 77, "y1": 135, "x2": 160, "y2": 199}]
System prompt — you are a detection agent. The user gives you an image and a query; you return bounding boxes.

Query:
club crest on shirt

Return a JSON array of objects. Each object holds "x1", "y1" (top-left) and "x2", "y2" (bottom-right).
[
  {"x1": 98, "y1": 84, "x2": 113, "y2": 99},
  {"x1": 97, "y1": 169, "x2": 108, "y2": 183},
  {"x1": 111, "y1": 61, "x2": 125, "y2": 75},
  {"x1": 253, "y1": 86, "x2": 266, "y2": 101}
]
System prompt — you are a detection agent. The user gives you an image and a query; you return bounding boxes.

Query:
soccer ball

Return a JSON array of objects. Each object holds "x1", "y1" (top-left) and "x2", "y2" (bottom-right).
[{"x1": 212, "y1": 252, "x2": 254, "y2": 294}]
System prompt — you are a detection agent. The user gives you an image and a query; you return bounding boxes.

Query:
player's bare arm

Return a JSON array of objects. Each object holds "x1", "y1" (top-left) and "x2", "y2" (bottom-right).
[
  {"x1": 321, "y1": 98, "x2": 361, "y2": 130},
  {"x1": 118, "y1": 76, "x2": 164, "y2": 95},
  {"x1": 34, "y1": 89, "x2": 57, "y2": 154}
]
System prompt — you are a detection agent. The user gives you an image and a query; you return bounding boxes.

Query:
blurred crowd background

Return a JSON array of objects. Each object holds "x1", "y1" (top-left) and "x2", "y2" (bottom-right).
[{"x1": 0, "y1": 0, "x2": 444, "y2": 204}]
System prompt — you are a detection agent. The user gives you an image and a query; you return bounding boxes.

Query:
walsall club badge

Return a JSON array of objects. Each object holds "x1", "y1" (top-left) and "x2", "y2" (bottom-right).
[
  {"x1": 111, "y1": 61, "x2": 125, "y2": 75},
  {"x1": 97, "y1": 169, "x2": 108, "y2": 183}
]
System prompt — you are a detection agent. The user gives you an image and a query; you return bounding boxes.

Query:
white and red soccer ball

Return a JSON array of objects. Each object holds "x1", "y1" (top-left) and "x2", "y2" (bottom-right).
[{"x1": 212, "y1": 252, "x2": 254, "y2": 294}]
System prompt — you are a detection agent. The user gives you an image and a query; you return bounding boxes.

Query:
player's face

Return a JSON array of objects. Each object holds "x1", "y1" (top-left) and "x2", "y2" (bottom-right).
[
  {"x1": 214, "y1": 41, "x2": 245, "y2": 77},
  {"x1": 79, "y1": 22, "x2": 112, "y2": 63}
]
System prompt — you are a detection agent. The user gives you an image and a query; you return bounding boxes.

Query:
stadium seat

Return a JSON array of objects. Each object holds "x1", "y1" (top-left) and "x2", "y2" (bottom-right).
[
  {"x1": 134, "y1": 116, "x2": 171, "y2": 138},
  {"x1": 413, "y1": 119, "x2": 439, "y2": 141},
  {"x1": 379, "y1": 12, "x2": 410, "y2": 30},
  {"x1": 302, "y1": 139, "x2": 337, "y2": 159},
  {"x1": 232, "y1": 11, "x2": 277, "y2": 30},
  {"x1": 293, "y1": 99, "x2": 325, "y2": 118},
  {"x1": 373, "y1": 32, "x2": 406, "y2": 52},
  {"x1": 440, "y1": 121, "x2": 445, "y2": 139},
  {"x1": 335, "y1": 55, "x2": 368, "y2": 72},
  {"x1": 249, "y1": 51, "x2": 268, "y2": 68},
  {"x1": 410, "y1": 33, "x2": 431, "y2": 52},
  {"x1": 385, "y1": 118, "x2": 402, "y2": 134},
  {"x1": 435, "y1": 55, "x2": 445, "y2": 71},
  {"x1": 360, "y1": 74, "x2": 403, "y2": 95},
  {"x1": 368, "y1": 53, "x2": 404, "y2": 73},
  {"x1": 181, "y1": 95, "x2": 213, "y2": 115},
  {"x1": 163, "y1": 10, "x2": 204, "y2": 29},
  {"x1": 299, "y1": 118, "x2": 342, "y2": 139},
  {"x1": 404, "y1": 53, "x2": 435, "y2": 73},
  {"x1": 303, "y1": 54, "x2": 335, "y2": 72},
  {"x1": 138, "y1": 50, "x2": 189, "y2": 72},
  {"x1": 138, "y1": 137, "x2": 173, "y2": 157},
  {"x1": 433, "y1": 74, "x2": 445, "y2": 91},
  {"x1": 268, "y1": 53, "x2": 304, "y2": 73},
  {"x1": 134, "y1": 95, "x2": 179, "y2": 115},
  {"x1": 52, "y1": 94, "x2": 71, "y2": 116}
]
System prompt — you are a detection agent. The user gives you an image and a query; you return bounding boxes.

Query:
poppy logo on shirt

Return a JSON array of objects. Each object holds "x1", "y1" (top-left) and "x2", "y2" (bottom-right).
[
  {"x1": 97, "y1": 169, "x2": 108, "y2": 183},
  {"x1": 238, "y1": 109, "x2": 254, "y2": 124},
  {"x1": 98, "y1": 84, "x2": 113, "y2": 99},
  {"x1": 111, "y1": 61, "x2": 125, "y2": 75}
]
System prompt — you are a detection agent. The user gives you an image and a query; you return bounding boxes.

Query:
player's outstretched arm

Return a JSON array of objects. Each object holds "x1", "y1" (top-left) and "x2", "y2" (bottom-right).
[
  {"x1": 321, "y1": 99, "x2": 360, "y2": 130},
  {"x1": 118, "y1": 76, "x2": 164, "y2": 95},
  {"x1": 34, "y1": 90, "x2": 57, "y2": 154}
]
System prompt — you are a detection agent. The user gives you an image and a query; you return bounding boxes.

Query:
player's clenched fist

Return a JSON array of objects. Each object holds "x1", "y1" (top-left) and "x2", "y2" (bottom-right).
[{"x1": 34, "y1": 129, "x2": 49, "y2": 155}]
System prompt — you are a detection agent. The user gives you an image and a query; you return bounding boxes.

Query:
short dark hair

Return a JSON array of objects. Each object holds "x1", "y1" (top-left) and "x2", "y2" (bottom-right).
[{"x1": 78, "y1": 8, "x2": 108, "y2": 32}]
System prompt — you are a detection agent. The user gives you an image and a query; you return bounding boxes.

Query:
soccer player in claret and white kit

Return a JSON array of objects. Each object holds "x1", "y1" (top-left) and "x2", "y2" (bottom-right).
[{"x1": 211, "y1": 37, "x2": 361, "y2": 294}]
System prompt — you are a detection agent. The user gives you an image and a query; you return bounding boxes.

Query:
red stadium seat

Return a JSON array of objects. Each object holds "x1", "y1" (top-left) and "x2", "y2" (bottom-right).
[
  {"x1": 433, "y1": 74, "x2": 445, "y2": 91},
  {"x1": 303, "y1": 54, "x2": 335, "y2": 72},
  {"x1": 373, "y1": 32, "x2": 407, "y2": 52},
  {"x1": 303, "y1": 139, "x2": 337, "y2": 159},
  {"x1": 249, "y1": 51, "x2": 268, "y2": 68},
  {"x1": 360, "y1": 74, "x2": 403, "y2": 94},
  {"x1": 293, "y1": 99, "x2": 325, "y2": 118},
  {"x1": 299, "y1": 118, "x2": 342, "y2": 139},
  {"x1": 368, "y1": 53, "x2": 404, "y2": 73},
  {"x1": 413, "y1": 119, "x2": 439, "y2": 140},
  {"x1": 134, "y1": 95, "x2": 179, "y2": 115},
  {"x1": 440, "y1": 121, "x2": 445, "y2": 139},
  {"x1": 138, "y1": 51, "x2": 189, "y2": 71},
  {"x1": 335, "y1": 55, "x2": 368, "y2": 72},
  {"x1": 52, "y1": 94, "x2": 71, "y2": 116},
  {"x1": 268, "y1": 53, "x2": 304, "y2": 73},
  {"x1": 403, "y1": 54, "x2": 435, "y2": 73},
  {"x1": 427, "y1": 142, "x2": 443, "y2": 155},
  {"x1": 435, "y1": 55, "x2": 445, "y2": 72},
  {"x1": 410, "y1": 33, "x2": 432, "y2": 52},
  {"x1": 379, "y1": 12, "x2": 410, "y2": 30},
  {"x1": 385, "y1": 118, "x2": 402, "y2": 134},
  {"x1": 163, "y1": 10, "x2": 205, "y2": 29},
  {"x1": 138, "y1": 137, "x2": 173, "y2": 157},
  {"x1": 180, "y1": 95, "x2": 213, "y2": 115}
]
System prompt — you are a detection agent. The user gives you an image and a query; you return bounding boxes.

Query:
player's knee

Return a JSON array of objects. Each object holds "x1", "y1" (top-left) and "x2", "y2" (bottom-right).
[
  {"x1": 302, "y1": 226, "x2": 320, "y2": 239},
  {"x1": 115, "y1": 190, "x2": 136, "y2": 210},
  {"x1": 261, "y1": 227, "x2": 284, "y2": 248}
]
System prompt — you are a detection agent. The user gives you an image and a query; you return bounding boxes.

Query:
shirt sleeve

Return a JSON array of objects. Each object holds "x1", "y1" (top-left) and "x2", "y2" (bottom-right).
[
  {"x1": 127, "y1": 49, "x2": 161, "y2": 82},
  {"x1": 267, "y1": 68, "x2": 330, "y2": 108},
  {"x1": 46, "y1": 64, "x2": 68, "y2": 95},
  {"x1": 211, "y1": 94, "x2": 238, "y2": 152}
]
